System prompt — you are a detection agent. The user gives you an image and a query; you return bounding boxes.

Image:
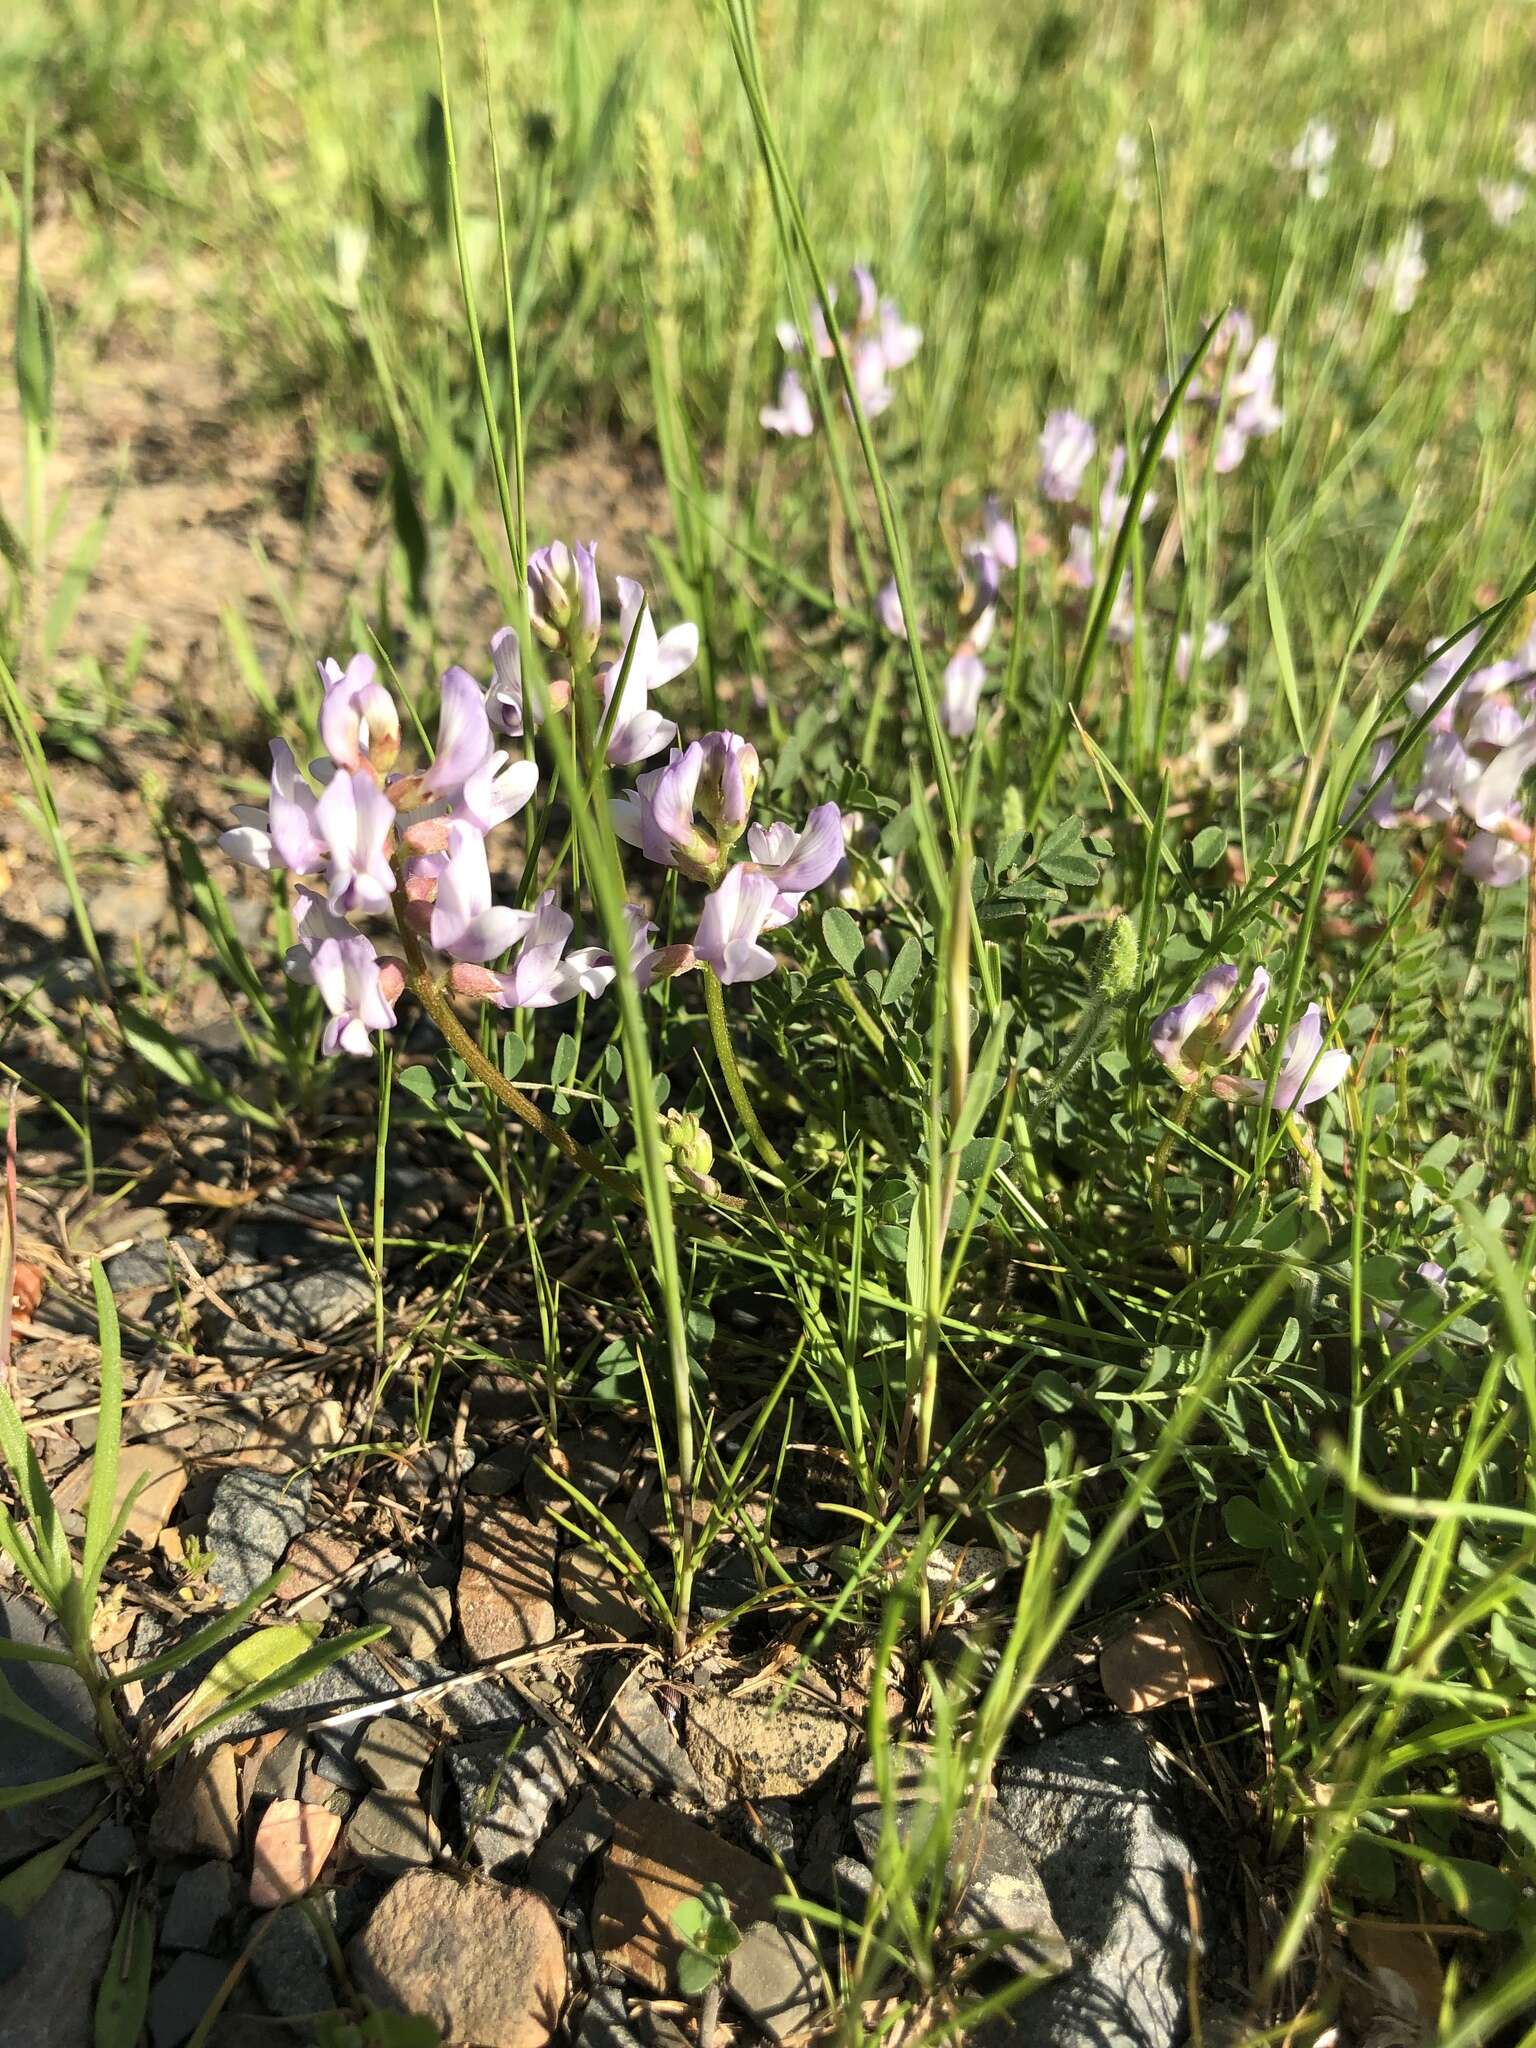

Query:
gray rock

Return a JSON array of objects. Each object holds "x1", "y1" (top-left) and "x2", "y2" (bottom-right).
[
  {"x1": 0, "y1": 1872, "x2": 116, "y2": 2048},
  {"x1": 104, "y1": 1235, "x2": 217, "y2": 1294},
  {"x1": 229, "y1": 1266, "x2": 373, "y2": 1346},
  {"x1": 346, "y1": 1791, "x2": 440, "y2": 1874},
  {"x1": 996, "y1": 1719, "x2": 1196, "y2": 2048},
  {"x1": 851, "y1": 1750, "x2": 1068, "y2": 1980},
  {"x1": 527, "y1": 1789, "x2": 616, "y2": 1907},
  {"x1": 77, "y1": 1823, "x2": 138, "y2": 1875},
  {"x1": 449, "y1": 1730, "x2": 579, "y2": 1875},
  {"x1": 597, "y1": 1683, "x2": 705, "y2": 1804},
  {"x1": 0, "y1": 1906, "x2": 24, "y2": 1983},
  {"x1": 726, "y1": 1920, "x2": 823, "y2": 2042},
  {"x1": 248, "y1": 1905, "x2": 333, "y2": 2021},
  {"x1": 206, "y1": 1470, "x2": 312, "y2": 1607},
  {"x1": 579, "y1": 1983, "x2": 641, "y2": 2048},
  {"x1": 150, "y1": 1952, "x2": 229, "y2": 2048},
  {"x1": 253, "y1": 1733, "x2": 305, "y2": 1805},
  {"x1": 362, "y1": 1571, "x2": 452, "y2": 1659},
  {"x1": 162, "y1": 1861, "x2": 241, "y2": 1952},
  {"x1": 0, "y1": 1594, "x2": 101, "y2": 1858},
  {"x1": 354, "y1": 1717, "x2": 435, "y2": 1796}
]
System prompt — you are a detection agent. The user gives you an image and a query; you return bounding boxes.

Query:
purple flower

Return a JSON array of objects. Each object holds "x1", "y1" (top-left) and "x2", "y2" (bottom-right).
[
  {"x1": 697, "y1": 730, "x2": 759, "y2": 843},
  {"x1": 1039, "y1": 410, "x2": 1096, "y2": 503},
  {"x1": 1213, "y1": 335, "x2": 1283, "y2": 474},
  {"x1": 693, "y1": 866, "x2": 780, "y2": 984},
  {"x1": 850, "y1": 336, "x2": 894, "y2": 417},
  {"x1": 456, "y1": 750, "x2": 540, "y2": 834},
  {"x1": 761, "y1": 369, "x2": 815, "y2": 439},
  {"x1": 485, "y1": 626, "x2": 531, "y2": 738},
  {"x1": 1467, "y1": 697, "x2": 1528, "y2": 753},
  {"x1": 876, "y1": 580, "x2": 908, "y2": 640},
  {"x1": 942, "y1": 651, "x2": 987, "y2": 738},
  {"x1": 1414, "y1": 732, "x2": 1481, "y2": 821},
  {"x1": 878, "y1": 297, "x2": 922, "y2": 371},
  {"x1": 1174, "y1": 620, "x2": 1231, "y2": 682},
  {"x1": 982, "y1": 495, "x2": 1019, "y2": 573},
  {"x1": 1098, "y1": 446, "x2": 1156, "y2": 534},
  {"x1": 316, "y1": 767, "x2": 396, "y2": 917},
  {"x1": 1462, "y1": 830, "x2": 1530, "y2": 887},
  {"x1": 421, "y1": 666, "x2": 496, "y2": 804},
  {"x1": 528, "y1": 541, "x2": 601, "y2": 662},
  {"x1": 1150, "y1": 965, "x2": 1240, "y2": 1080},
  {"x1": 491, "y1": 890, "x2": 611, "y2": 1009},
  {"x1": 1062, "y1": 524, "x2": 1095, "y2": 591},
  {"x1": 318, "y1": 654, "x2": 401, "y2": 774},
  {"x1": 285, "y1": 889, "x2": 399, "y2": 1057},
  {"x1": 1348, "y1": 738, "x2": 1400, "y2": 828},
  {"x1": 619, "y1": 904, "x2": 694, "y2": 990},
  {"x1": 601, "y1": 578, "x2": 696, "y2": 766},
  {"x1": 220, "y1": 740, "x2": 326, "y2": 874},
  {"x1": 429, "y1": 821, "x2": 532, "y2": 963},
  {"x1": 961, "y1": 544, "x2": 1002, "y2": 643},
  {"x1": 1221, "y1": 1002, "x2": 1351, "y2": 1113},
  {"x1": 746, "y1": 802, "x2": 845, "y2": 926}
]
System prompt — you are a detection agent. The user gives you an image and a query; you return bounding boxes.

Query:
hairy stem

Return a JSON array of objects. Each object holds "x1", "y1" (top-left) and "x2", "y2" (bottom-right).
[{"x1": 702, "y1": 966, "x2": 786, "y2": 1172}]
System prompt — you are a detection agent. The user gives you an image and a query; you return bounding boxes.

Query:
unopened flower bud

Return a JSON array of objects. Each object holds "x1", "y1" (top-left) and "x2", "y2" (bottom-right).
[
  {"x1": 376, "y1": 959, "x2": 407, "y2": 1006},
  {"x1": 527, "y1": 540, "x2": 601, "y2": 663},
  {"x1": 696, "y1": 731, "x2": 759, "y2": 846},
  {"x1": 663, "y1": 1108, "x2": 714, "y2": 1181},
  {"x1": 1094, "y1": 914, "x2": 1139, "y2": 1005},
  {"x1": 448, "y1": 962, "x2": 503, "y2": 1000},
  {"x1": 402, "y1": 817, "x2": 452, "y2": 856}
]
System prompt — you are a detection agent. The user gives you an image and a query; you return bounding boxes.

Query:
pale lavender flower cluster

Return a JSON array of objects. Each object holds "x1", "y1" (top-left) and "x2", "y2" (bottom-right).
[
  {"x1": 218, "y1": 540, "x2": 839, "y2": 1056},
  {"x1": 874, "y1": 496, "x2": 1018, "y2": 739},
  {"x1": 1286, "y1": 118, "x2": 1338, "y2": 200},
  {"x1": 1353, "y1": 623, "x2": 1536, "y2": 888},
  {"x1": 761, "y1": 264, "x2": 922, "y2": 438},
  {"x1": 1151, "y1": 964, "x2": 1350, "y2": 1113},
  {"x1": 612, "y1": 733, "x2": 844, "y2": 983}
]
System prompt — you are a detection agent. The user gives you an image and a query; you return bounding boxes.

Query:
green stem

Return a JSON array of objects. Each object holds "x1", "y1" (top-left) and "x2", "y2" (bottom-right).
[
  {"x1": 394, "y1": 897, "x2": 633, "y2": 1198},
  {"x1": 702, "y1": 966, "x2": 786, "y2": 1172}
]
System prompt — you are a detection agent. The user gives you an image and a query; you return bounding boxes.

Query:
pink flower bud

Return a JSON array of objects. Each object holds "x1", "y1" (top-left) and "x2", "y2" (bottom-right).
[{"x1": 448, "y1": 962, "x2": 504, "y2": 999}]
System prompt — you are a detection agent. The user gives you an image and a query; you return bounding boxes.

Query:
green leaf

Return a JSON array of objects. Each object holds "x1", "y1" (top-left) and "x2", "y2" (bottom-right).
[
  {"x1": 0, "y1": 1667, "x2": 105, "y2": 1765},
  {"x1": 821, "y1": 907, "x2": 863, "y2": 974},
  {"x1": 162, "y1": 1626, "x2": 388, "y2": 1761},
  {"x1": 675, "y1": 1946, "x2": 719, "y2": 1998},
  {"x1": 397, "y1": 1065, "x2": 438, "y2": 1106},
  {"x1": 1424, "y1": 1856, "x2": 1518, "y2": 1932},
  {"x1": 0, "y1": 1763, "x2": 114, "y2": 1812},
  {"x1": 174, "y1": 1623, "x2": 323, "y2": 1738},
  {"x1": 1490, "y1": 1729, "x2": 1536, "y2": 1853},
  {"x1": 0, "y1": 1809, "x2": 103, "y2": 1914},
  {"x1": 119, "y1": 1007, "x2": 278, "y2": 1129},
  {"x1": 881, "y1": 935, "x2": 922, "y2": 1009},
  {"x1": 1189, "y1": 827, "x2": 1226, "y2": 870},
  {"x1": 1035, "y1": 817, "x2": 1100, "y2": 888},
  {"x1": 80, "y1": 1261, "x2": 123, "y2": 1613},
  {"x1": 1223, "y1": 1497, "x2": 1283, "y2": 1551},
  {"x1": 551, "y1": 1033, "x2": 579, "y2": 1090},
  {"x1": 94, "y1": 1893, "x2": 155, "y2": 2047}
]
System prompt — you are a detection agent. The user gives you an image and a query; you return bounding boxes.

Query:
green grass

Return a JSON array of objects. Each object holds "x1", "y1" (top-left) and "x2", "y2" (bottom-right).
[{"x1": 4, "y1": 0, "x2": 1536, "y2": 2041}]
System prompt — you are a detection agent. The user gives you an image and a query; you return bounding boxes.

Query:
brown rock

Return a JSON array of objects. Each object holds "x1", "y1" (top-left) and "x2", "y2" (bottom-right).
[
  {"x1": 348, "y1": 1869, "x2": 566, "y2": 2048},
  {"x1": 558, "y1": 1546, "x2": 645, "y2": 1641},
  {"x1": 685, "y1": 1690, "x2": 850, "y2": 1806},
  {"x1": 58, "y1": 1441, "x2": 187, "y2": 1546},
  {"x1": 457, "y1": 1501, "x2": 557, "y2": 1661},
  {"x1": 277, "y1": 1529, "x2": 360, "y2": 1605},
  {"x1": 1099, "y1": 1603, "x2": 1226, "y2": 1713},
  {"x1": 593, "y1": 1798, "x2": 780, "y2": 1993},
  {"x1": 149, "y1": 1745, "x2": 241, "y2": 1859}
]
